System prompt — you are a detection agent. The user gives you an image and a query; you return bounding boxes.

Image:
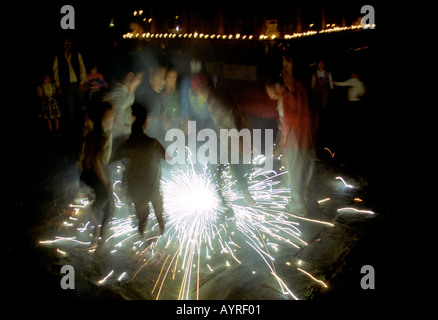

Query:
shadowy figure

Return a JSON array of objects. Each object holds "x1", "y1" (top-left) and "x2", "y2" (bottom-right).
[
  {"x1": 266, "y1": 72, "x2": 317, "y2": 216},
  {"x1": 191, "y1": 73, "x2": 256, "y2": 208},
  {"x1": 161, "y1": 66, "x2": 183, "y2": 133},
  {"x1": 53, "y1": 37, "x2": 86, "y2": 138},
  {"x1": 333, "y1": 72, "x2": 367, "y2": 166},
  {"x1": 105, "y1": 71, "x2": 144, "y2": 151},
  {"x1": 80, "y1": 100, "x2": 115, "y2": 249},
  {"x1": 86, "y1": 65, "x2": 108, "y2": 99},
  {"x1": 37, "y1": 74, "x2": 61, "y2": 137},
  {"x1": 311, "y1": 59, "x2": 333, "y2": 111},
  {"x1": 111, "y1": 104, "x2": 167, "y2": 235},
  {"x1": 135, "y1": 65, "x2": 166, "y2": 143}
]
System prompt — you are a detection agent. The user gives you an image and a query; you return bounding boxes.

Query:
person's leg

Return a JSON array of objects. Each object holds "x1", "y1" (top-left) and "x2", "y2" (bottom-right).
[
  {"x1": 230, "y1": 163, "x2": 255, "y2": 205},
  {"x1": 151, "y1": 194, "x2": 165, "y2": 235},
  {"x1": 81, "y1": 170, "x2": 113, "y2": 243},
  {"x1": 130, "y1": 188, "x2": 149, "y2": 235},
  {"x1": 47, "y1": 119, "x2": 54, "y2": 133},
  {"x1": 210, "y1": 163, "x2": 234, "y2": 217},
  {"x1": 284, "y1": 147, "x2": 307, "y2": 215},
  {"x1": 55, "y1": 117, "x2": 60, "y2": 134},
  {"x1": 87, "y1": 179, "x2": 108, "y2": 246},
  {"x1": 136, "y1": 199, "x2": 150, "y2": 235},
  {"x1": 99, "y1": 183, "x2": 115, "y2": 242}
]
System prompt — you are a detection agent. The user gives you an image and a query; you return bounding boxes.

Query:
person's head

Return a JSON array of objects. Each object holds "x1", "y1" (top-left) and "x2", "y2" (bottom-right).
[
  {"x1": 265, "y1": 80, "x2": 283, "y2": 100},
  {"x1": 131, "y1": 103, "x2": 148, "y2": 133},
  {"x1": 43, "y1": 75, "x2": 51, "y2": 84},
  {"x1": 190, "y1": 58, "x2": 202, "y2": 74},
  {"x1": 90, "y1": 66, "x2": 98, "y2": 74},
  {"x1": 149, "y1": 66, "x2": 166, "y2": 93},
  {"x1": 88, "y1": 99, "x2": 114, "y2": 132},
  {"x1": 317, "y1": 60, "x2": 325, "y2": 71},
  {"x1": 165, "y1": 68, "x2": 178, "y2": 89},
  {"x1": 122, "y1": 71, "x2": 144, "y2": 93},
  {"x1": 64, "y1": 38, "x2": 72, "y2": 52}
]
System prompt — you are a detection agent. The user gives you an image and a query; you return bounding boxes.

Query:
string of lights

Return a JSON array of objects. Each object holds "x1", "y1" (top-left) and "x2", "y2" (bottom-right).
[{"x1": 122, "y1": 24, "x2": 375, "y2": 41}]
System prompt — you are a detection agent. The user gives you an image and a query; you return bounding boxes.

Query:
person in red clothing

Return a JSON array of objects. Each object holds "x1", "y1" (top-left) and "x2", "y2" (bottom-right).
[
  {"x1": 86, "y1": 65, "x2": 108, "y2": 99},
  {"x1": 266, "y1": 76, "x2": 317, "y2": 217}
]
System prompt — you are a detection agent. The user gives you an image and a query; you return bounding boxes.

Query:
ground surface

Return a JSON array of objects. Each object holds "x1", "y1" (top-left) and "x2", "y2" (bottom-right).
[{"x1": 9, "y1": 127, "x2": 394, "y2": 302}]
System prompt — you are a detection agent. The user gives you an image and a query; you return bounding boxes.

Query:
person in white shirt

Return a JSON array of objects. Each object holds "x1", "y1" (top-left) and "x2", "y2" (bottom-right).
[
  {"x1": 333, "y1": 73, "x2": 366, "y2": 102},
  {"x1": 333, "y1": 72, "x2": 367, "y2": 166}
]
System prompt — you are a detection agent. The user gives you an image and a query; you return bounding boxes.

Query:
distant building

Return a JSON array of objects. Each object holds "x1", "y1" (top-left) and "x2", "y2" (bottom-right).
[{"x1": 264, "y1": 20, "x2": 280, "y2": 38}]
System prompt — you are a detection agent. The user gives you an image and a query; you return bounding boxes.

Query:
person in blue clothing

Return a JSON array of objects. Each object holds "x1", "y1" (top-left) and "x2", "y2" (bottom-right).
[{"x1": 180, "y1": 58, "x2": 214, "y2": 135}]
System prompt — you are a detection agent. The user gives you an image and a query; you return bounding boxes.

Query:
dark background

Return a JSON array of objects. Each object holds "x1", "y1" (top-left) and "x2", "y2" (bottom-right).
[{"x1": 4, "y1": 0, "x2": 405, "y2": 312}]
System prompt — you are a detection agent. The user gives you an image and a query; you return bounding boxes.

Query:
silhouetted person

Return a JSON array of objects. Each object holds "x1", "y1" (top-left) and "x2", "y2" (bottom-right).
[
  {"x1": 53, "y1": 37, "x2": 86, "y2": 137},
  {"x1": 191, "y1": 73, "x2": 256, "y2": 207},
  {"x1": 266, "y1": 77, "x2": 316, "y2": 217},
  {"x1": 37, "y1": 74, "x2": 61, "y2": 137},
  {"x1": 135, "y1": 65, "x2": 166, "y2": 143},
  {"x1": 111, "y1": 104, "x2": 167, "y2": 235},
  {"x1": 80, "y1": 100, "x2": 115, "y2": 248}
]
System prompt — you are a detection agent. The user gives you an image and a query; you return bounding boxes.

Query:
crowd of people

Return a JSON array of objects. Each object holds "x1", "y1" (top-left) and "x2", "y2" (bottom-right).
[{"x1": 36, "y1": 36, "x2": 367, "y2": 253}]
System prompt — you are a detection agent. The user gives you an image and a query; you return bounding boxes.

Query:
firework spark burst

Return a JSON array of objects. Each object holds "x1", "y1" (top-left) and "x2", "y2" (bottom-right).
[{"x1": 38, "y1": 154, "x2": 378, "y2": 300}]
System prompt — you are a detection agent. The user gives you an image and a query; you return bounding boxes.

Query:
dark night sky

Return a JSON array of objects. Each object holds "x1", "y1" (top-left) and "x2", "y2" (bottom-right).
[
  {"x1": 7, "y1": 0, "x2": 380, "y2": 100},
  {"x1": 22, "y1": 0, "x2": 376, "y2": 37}
]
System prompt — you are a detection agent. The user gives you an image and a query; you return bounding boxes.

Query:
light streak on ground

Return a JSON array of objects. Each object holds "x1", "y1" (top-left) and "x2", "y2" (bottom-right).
[
  {"x1": 318, "y1": 197, "x2": 331, "y2": 204},
  {"x1": 337, "y1": 207, "x2": 375, "y2": 215},
  {"x1": 38, "y1": 155, "x2": 373, "y2": 300},
  {"x1": 98, "y1": 270, "x2": 114, "y2": 284},
  {"x1": 118, "y1": 272, "x2": 127, "y2": 281},
  {"x1": 297, "y1": 267, "x2": 328, "y2": 288},
  {"x1": 39, "y1": 236, "x2": 91, "y2": 245},
  {"x1": 56, "y1": 248, "x2": 66, "y2": 255},
  {"x1": 335, "y1": 176, "x2": 354, "y2": 188}
]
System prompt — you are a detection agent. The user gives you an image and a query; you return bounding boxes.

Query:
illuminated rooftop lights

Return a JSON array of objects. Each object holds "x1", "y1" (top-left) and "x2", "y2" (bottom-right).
[{"x1": 121, "y1": 24, "x2": 374, "y2": 41}]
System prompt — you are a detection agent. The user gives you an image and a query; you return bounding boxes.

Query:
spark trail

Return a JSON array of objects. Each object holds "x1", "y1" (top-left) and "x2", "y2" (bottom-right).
[{"x1": 39, "y1": 156, "x2": 377, "y2": 300}]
